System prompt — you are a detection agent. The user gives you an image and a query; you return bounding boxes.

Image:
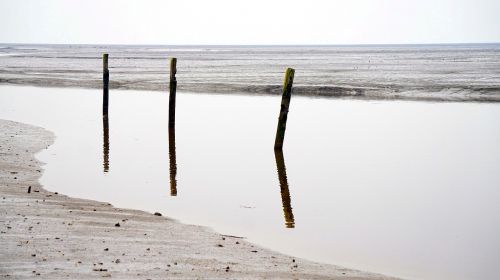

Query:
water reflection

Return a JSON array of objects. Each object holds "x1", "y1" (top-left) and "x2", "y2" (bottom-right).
[
  {"x1": 274, "y1": 149, "x2": 295, "y2": 228},
  {"x1": 102, "y1": 115, "x2": 110, "y2": 173},
  {"x1": 168, "y1": 127, "x2": 177, "y2": 196}
]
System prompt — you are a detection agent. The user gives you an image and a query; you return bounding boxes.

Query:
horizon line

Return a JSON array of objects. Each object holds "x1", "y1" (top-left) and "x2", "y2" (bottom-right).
[{"x1": 1, "y1": 42, "x2": 499, "y2": 47}]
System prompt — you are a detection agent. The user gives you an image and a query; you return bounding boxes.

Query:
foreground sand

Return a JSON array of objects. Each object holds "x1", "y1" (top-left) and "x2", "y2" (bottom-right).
[{"x1": 0, "y1": 119, "x2": 396, "y2": 279}]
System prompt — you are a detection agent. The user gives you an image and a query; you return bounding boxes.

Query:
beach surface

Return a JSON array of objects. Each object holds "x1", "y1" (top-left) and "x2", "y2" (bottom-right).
[{"x1": 0, "y1": 118, "x2": 395, "y2": 279}]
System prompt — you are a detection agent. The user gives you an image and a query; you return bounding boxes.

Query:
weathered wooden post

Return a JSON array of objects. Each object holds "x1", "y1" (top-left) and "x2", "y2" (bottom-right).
[
  {"x1": 103, "y1": 53, "x2": 109, "y2": 116},
  {"x1": 274, "y1": 149, "x2": 295, "y2": 228},
  {"x1": 168, "y1": 127, "x2": 177, "y2": 196},
  {"x1": 274, "y1": 68, "x2": 295, "y2": 149},
  {"x1": 169, "y1": 58, "x2": 177, "y2": 128},
  {"x1": 102, "y1": 54, "x2": 110, "y2": 172}
]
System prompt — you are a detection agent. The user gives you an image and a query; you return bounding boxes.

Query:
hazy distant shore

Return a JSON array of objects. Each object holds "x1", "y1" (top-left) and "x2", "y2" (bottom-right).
[
  {"x1": 0, "y1": 119, "x2": 396, "y2": 279},
  {"x1": 1, "y1": 44, "x2": 499, "y2": 102}
]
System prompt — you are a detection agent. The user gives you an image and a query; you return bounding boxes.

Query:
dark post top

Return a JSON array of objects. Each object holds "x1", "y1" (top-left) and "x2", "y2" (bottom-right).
[
  {"x1": 102, "y1": 54, "x2": 110, "y2": 116},
  {"x1": 103, "y1": 54, "x2": 109, "y2": 72},
  {"x1": 282, "y1": 68, "x2": 295, "y2": 99},
  {"x1": 274, "y1": 68, "x2": 295, "y2": 150},
  {"x1": 168, "y1": 58, "x2": 178, "y2": 128},
  {"x1": 170, "y1": 58, "x2": 177, "y2": 81}
]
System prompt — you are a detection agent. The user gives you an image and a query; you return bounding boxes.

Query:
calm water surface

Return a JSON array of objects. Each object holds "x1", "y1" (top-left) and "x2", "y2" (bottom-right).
[{"x1": 1, "y1": 85, "x2": 499, "y2": 280}]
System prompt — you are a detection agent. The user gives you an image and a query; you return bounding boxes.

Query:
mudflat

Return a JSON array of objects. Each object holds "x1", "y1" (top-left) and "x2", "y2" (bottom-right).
[{"x1": 1, "y1": 44, "x2": 499, "y2": 102}]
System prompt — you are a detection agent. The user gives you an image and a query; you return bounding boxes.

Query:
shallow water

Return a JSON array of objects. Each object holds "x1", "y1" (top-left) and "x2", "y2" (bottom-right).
[{"x1": 1, "y1": 85, "x2": 500, "y2": 279}]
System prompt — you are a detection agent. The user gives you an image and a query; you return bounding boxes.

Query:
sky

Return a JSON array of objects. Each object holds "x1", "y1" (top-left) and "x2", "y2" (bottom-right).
[{"x1": 1, "y1": 0, "x2": 499, "y2": 45}]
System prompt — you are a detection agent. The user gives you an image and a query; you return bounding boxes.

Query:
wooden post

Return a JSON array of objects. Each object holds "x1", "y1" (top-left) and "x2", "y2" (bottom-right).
[
  {"x1": 168, "y1": 127, "x2": 177, "y2": 196},
  {"x1": 169, "y1": 58, "x2": 177, "y2": 128},
  {"x1": 274, "y1": 68, "x2": 295, "y2": 150},
  {"x1": 274, "y1": 149, "x2": 295, "y2": 228},
  {"x1": 103, "y1": 53, "x2": 109, "y2": 116}
]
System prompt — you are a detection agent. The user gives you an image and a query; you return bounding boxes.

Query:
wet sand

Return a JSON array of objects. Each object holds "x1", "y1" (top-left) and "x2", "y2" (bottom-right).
[{"x1": 0, "y1": 119, "x2": 395, "y2": 279}]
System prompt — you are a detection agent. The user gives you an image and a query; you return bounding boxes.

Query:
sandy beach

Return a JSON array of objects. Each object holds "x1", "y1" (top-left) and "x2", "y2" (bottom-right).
[{"x1": 0, "y1": 118, "x2": 395, "y2": 279}]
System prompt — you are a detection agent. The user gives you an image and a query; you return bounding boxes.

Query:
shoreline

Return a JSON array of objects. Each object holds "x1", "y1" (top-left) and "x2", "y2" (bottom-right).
[{"x1": 0, "y1": 119, "x2": 396, "y2": 279}]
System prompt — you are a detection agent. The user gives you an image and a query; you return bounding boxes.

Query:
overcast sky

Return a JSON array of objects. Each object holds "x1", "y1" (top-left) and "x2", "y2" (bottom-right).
[{"x1": 1, "y1": 0, "x2": 499, "y2": 45}]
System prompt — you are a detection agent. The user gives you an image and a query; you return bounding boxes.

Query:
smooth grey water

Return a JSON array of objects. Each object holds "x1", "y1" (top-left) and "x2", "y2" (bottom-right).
[
  {"x1": 1, "y1": 85, "x2": 500, "y2": 280},
  {"x1": 1, "y1": 44, "x2": 500, "y2": 101}
]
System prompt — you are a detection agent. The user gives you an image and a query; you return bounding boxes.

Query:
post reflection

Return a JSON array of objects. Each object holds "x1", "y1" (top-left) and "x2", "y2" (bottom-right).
[
  {"x1": 274, "y1": 149, "x2": 295, "y2": 228},
  {"x1": 168, "y1": 127, "x2": 177, "y2": 196},
  {"x1": 102, "y1": 115, "x2": 110, "y2": 173}
]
